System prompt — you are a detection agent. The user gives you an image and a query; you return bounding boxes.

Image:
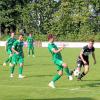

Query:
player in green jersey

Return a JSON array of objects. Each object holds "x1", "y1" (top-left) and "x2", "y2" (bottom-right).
[
  {"x1": 27, "y1": 33, "x2": 35, "y2": 57},
  {"x1": 10, "y1": 34, "x2": 24, "y2": 78},
  {"x1": 3, "y1": 32, "x2": 16, "y2": 66},
  {"x1": 48, "y1": 34, "x2": 73, "y2": 88}
]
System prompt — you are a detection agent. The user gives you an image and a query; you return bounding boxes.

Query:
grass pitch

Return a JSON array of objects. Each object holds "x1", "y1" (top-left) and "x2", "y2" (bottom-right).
[{"x1": 0, "y1": 47, "x2": 100, "y2": 100}]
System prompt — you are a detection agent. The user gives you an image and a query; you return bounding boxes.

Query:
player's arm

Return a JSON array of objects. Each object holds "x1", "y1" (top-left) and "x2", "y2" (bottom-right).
[
  {"x1": 22, "y1": 44, "x2": 24, "y2": 58},
  {"x1": 79, "y1": 50, "x2": 87, "y2": 64},
  {"x1": 92, "y1": 52, "x2": 96, "y2": 64},
  {"x1": 11, "y1": 42, "x2": 19, "y2": 54},
  {"x1": 52, "y1": 47, "x2": 63, "y2": 53},
  {"x1": 12, "y1": 47, "x2": 19, "y2": 54},
  {"x1": 52, "y1": 45, "x2": 64, "y2": 53}
]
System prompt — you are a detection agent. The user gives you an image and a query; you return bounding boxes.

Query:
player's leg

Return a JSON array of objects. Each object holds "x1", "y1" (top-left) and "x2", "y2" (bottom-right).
[
  {"x1": 56, "y1": 59, "x2": 73, "y2": 80},
  {"x1": 72, "y1": 60, "x2": 83, "y2": 76},
  {"x1": 77, "y1": 64, "x2": 89, "y2": 80},
  {"x1": 28, "y1": 48, "x2": 30, "y2": 56},
  {"x1": 32, "y1": 47, "x2": 35, "y2": 57},
  {"x1": 3, "y1": 50, "x2": 11, "y2": 66},
  {"x1": 84, "y1": 65, "x2": 89, "y2": 74},
  {"x1": 18, "y1": 56, "x2": 24, "y2": 78},
  {"x1": 71, "y1": 58, "x2": 83, "y2": 76},
  {"x1": 10, "y1": 54, "x2": 17, "y2": 77},
  {"x1": 77, "y1": 58, "x2": 89, "y2": 80},
  {"x1": 48, "y1": 67, "x2": 63, "y2": 88},
  {"x1": 9, "y1": 54, "x2": 13, "y2": 63},
  {"x1": 10, "y1": 64, "x2": 15, "y2": 78},
  {"x1": 28, "y1": 45, "x2": 31, "y2": 56},
  {"x1": 62, "y1": 62, "x2": 73, "y2": 80},
  {"x1": 3, "y1": 58, "x2": 9, "y2": 66},
  {"x1": 8, "y1": 53, "x2": 13, "y2": 66}
]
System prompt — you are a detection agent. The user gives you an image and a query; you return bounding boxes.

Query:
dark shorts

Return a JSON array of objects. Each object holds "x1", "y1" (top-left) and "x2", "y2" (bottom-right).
[{"x1": 77, "y1": 57, "x2": 89, "y2": 68}]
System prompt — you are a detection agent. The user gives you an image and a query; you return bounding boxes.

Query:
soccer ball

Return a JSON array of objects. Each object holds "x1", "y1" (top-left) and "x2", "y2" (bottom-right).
[{"x1": 73, "y1": 69, "x2": 80, "y2": 77}]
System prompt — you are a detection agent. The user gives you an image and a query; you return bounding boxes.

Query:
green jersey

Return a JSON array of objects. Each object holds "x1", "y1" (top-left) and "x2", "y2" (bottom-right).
[
  {"x1": 48, "y1": 43, "x2": 62, "y2": 62},
  {"x1": 6, "y1": 37, "x2": 16, "y2": 50},
  {"x1": 27, "y1": 36, "x2": 34, "y2": 46},
  {"x1": 12, "y1": 40, "x2": 24, "y2": 55}
]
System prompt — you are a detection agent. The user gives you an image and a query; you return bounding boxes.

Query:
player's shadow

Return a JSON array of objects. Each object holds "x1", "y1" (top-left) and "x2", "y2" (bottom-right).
[
  {"x1": 79, "y1": 79, "x2": 100, "y2": 88},
  {"x1": 85, "y1": 82, "x2": 100, "y2": 87},
  {"x1": 82, "y1": 79, "x2": 100, "y2": 82},
  {"x1": 25, "y1": 97, "x2": 94, "y2": 100}
]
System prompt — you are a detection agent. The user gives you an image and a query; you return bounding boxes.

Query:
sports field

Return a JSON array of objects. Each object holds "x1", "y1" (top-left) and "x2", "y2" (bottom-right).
[{"x1": 0, "y1": 47, "x2": 100, "y2": 100}]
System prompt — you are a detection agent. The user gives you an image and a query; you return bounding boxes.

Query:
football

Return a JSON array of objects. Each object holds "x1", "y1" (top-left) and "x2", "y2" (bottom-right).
[{"x1": 73, "y1": 69, "x2": 80, "y2": 77}]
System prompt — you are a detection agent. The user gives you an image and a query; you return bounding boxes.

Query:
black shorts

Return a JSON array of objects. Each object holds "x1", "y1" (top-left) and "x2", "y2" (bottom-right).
[{"x1": 77, "y1": 56, "x2": 89, "y2": 68}]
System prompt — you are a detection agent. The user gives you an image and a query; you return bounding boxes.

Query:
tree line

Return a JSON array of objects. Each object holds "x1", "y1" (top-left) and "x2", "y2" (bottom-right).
[{"x1": 0, "y1": 0, "x2": 100, "y2": 37}]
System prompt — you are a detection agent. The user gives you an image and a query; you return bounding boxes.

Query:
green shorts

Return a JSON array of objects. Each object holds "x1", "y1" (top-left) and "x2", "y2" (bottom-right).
[
  {"x1": 7, "y1": 49, "x2": 12, "y2": 55},
  {"x1": 54, "y1": 59, "x2": 63, "y2": 71},
  {"x1": 28, "y1": 45, "x2": 34, "y2": 49},
  {"x1": 12, "y1": 54, "x2": 24, "y2": 64}
]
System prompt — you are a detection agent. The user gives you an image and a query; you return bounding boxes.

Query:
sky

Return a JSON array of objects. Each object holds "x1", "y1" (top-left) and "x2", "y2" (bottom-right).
[{"x1": 54, "y1": 0, "x2": 59, "y2": 2}]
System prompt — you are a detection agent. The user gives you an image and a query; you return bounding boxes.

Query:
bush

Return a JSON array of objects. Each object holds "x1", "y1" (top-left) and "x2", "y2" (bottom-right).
[{"x1": 0, "y1": 33, "x2": 100, "y2": 42}]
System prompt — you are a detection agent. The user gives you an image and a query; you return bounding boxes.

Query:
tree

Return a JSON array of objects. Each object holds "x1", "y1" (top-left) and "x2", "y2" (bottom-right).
[
  {"x1": 31, "y1": 0, "x2": 60, "y2": 34},
  {"x1": 50, "y1": 0, "x2": 100, "y2": 35},
  {"x1": 0, "y1": 0, "x2": 32, "y2": 34}
]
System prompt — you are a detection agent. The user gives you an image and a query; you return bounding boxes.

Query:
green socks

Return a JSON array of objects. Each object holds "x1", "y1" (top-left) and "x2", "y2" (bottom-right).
[
  {"x1": 18, "y1": 67, "x2": 23, "y2": 74},
  {"x1": 32, "y1": 49, "x2": 34, "y2": 55},
  {"x1": 28, "y1": 49, "x2": 30, "y2": 55},
  {"x1": 10, "y1": 66, "x2": 23, "y2": 75},
  {"x1": 28, "y1": 48, "x2": 34, "y2": 55},
  {"x1": 52, "y1": 74, "x2": 61, "y2": 82},
  {"x1": 10, "y1": 65, "x2": 15, "y2": 74},
  {"x1": 64, "y1": 67, "x2": 71, "y2": 76}
]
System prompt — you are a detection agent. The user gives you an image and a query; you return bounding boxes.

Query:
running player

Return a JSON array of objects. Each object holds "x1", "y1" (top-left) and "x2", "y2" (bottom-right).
[
  {"x1": 27, "y1": 33, "x2": 35, "y2": 57},
  {"x1": 10, "y1": 34, "x2": 24, "y2": 78},
  {"x1": 73, "y1": 39, "x2": 96, "y2": 80},
  {"x1": 3, "y1": 32, "x2": 16, "y2": 66},
  {"x1": 48, "y1": 34, "x2": 73, "y2": 88}
]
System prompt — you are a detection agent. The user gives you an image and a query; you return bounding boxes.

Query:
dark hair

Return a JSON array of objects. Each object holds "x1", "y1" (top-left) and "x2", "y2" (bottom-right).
[
  {"x1": 19, "y1": 33, "x2": 24, "y2": 36},
  {"x1": 89, "y1": 39, "x2": 94, "y2": 42},
  {"x1": 47, "y1": 34, "x2": 54, "y2": 40}
]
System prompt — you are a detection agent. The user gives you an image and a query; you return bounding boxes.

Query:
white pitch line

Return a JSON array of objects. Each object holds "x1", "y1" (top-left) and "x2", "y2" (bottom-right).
[
  {"x1": 0, "y1": 84, "x2": 93, "y2": 91},
  {"x1": 0, "y1": 84, "x2": 100, "y2": 97}
]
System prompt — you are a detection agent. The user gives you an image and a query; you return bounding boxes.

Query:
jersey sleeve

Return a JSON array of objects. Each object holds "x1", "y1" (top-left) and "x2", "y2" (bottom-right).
[
  {"x1": 92, "y1": 47, "x2": 95, "y2": 52},
  {"x1": 81, "y1": 46, "x2": 87, "y2": 53}
]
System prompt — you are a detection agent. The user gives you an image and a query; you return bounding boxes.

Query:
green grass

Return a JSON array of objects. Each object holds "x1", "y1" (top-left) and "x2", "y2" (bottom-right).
[{"x1": 0, "y1": 47, "x2": 100, "y2": 100}]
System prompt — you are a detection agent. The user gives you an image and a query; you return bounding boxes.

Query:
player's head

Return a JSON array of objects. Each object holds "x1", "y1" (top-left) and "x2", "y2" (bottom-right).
[
  {"x1": 19, "y1": 34, "x2": 24, "y2": 41},
  {"x1": 88, "y1": 39, "x2": 94, "y2": 49},
  {"x1": 48, "y1": 34, "x2": 54, "y2": 42},
  {"x1": 11, "y1": 32, "x2": 15, "y2": 38},
  {"x1": 29, "y1": 33, "x2": 32, "y2": 37}
]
